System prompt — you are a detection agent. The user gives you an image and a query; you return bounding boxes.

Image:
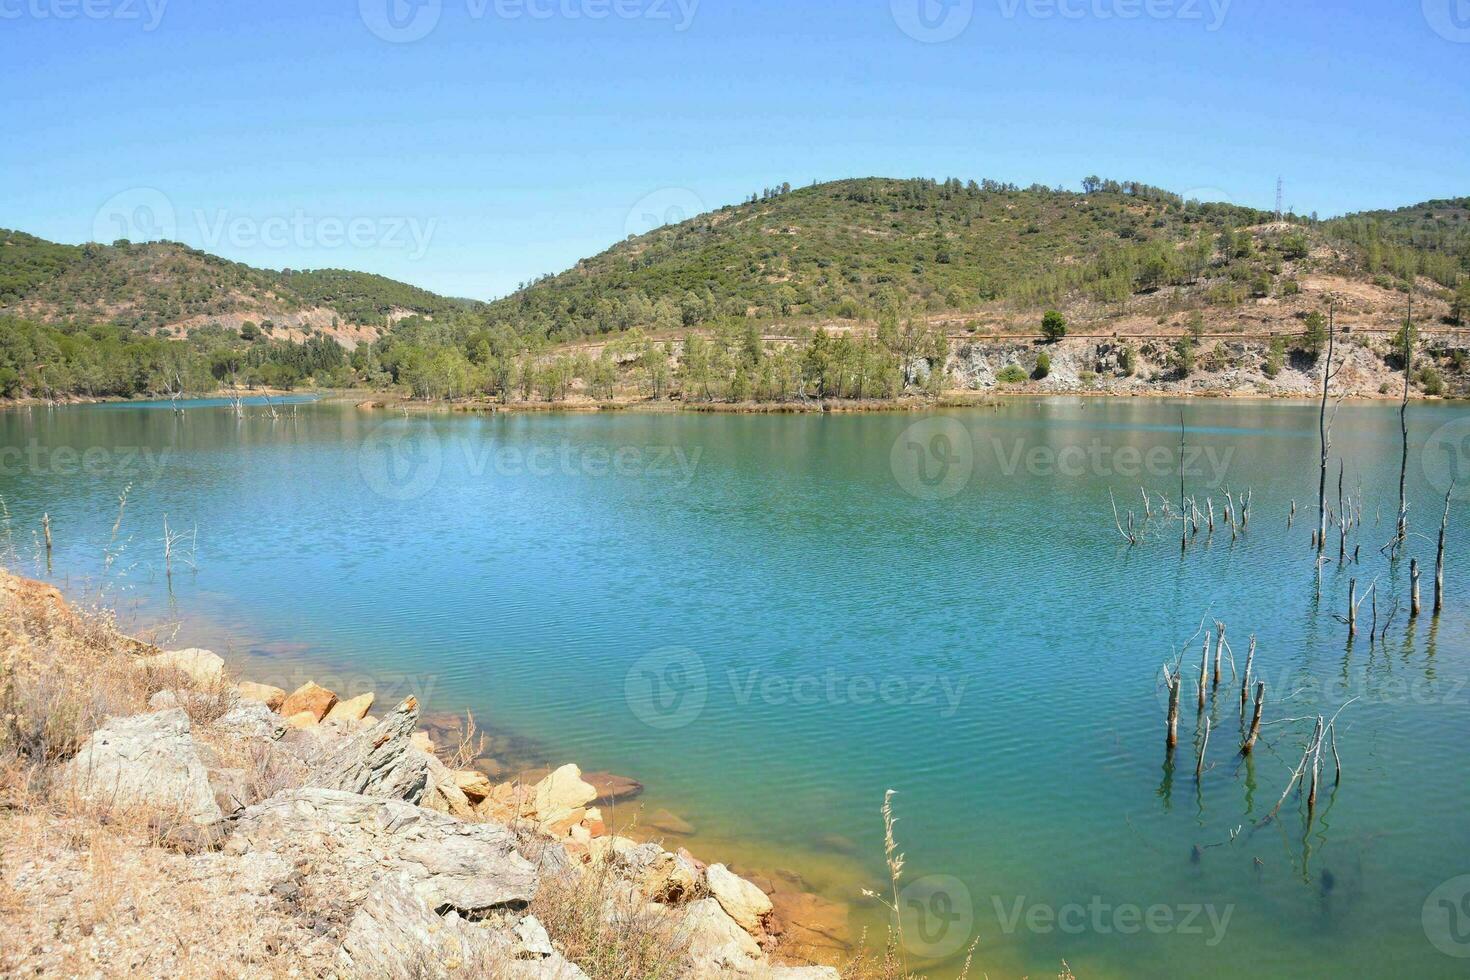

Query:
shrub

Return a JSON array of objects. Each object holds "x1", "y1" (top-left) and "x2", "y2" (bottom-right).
[
  {"x1": 1118, "y1": 345, "x2": 1136, "y2": 377},
  {"x1": 1417, "y1": 365, "x2": 1444, "y2": 396},
  {"x1": 1174, "y1": 336, "x2": 1196, "y2": 377},
  {"x1": 996, "y1": 364, "x2": 1028, "y2": 384},
  {"x1": 1263, "y1": 337, "x2": 1286, "y2": 378},
  {"x1": 1033, "y1": 352, "x2": 1051, "y2": 379}
]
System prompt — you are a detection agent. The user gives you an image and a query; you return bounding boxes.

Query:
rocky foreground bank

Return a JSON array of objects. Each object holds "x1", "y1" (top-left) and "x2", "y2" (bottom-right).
[{"x1": 0, "y1": 574, "x2": 845, "y2": 979}]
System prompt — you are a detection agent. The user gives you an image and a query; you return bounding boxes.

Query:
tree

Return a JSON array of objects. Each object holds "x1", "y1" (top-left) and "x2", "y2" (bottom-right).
[
  {"x1": 1453, "y1": 278, "x2": 1470, "y2": 326},
  {"x1": 1041, "y1": 310, "x2": 1067, "y2": 342},
  {"x1": 1187, "y1": 311, "x2": 1205, "y2": 342},
  {"x1": 1301, "y1": 311, "x2": 1327, "y2": 358},
  {"x1": 1174, "y1": 336, "x2": 1196, "y2": 377}
]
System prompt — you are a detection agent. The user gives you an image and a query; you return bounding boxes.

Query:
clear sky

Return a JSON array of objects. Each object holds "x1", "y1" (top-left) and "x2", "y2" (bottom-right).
[{"x1": 3, "y1": 0, "x2": 1467, "y2": 299}]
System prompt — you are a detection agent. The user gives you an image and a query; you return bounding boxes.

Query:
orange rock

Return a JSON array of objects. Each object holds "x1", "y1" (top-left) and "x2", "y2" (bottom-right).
[
  {"x1": 236, "y1": 681, "x2": 287, "y2": 711},
  {"x1": 285, "y1": 711, "x2": 319, "y2": 730},
  {"x1": 279, "y1": 681, "x2": 337, "y2": 721},
  {"x1": 324, "y1": 692, "x2": 375, "y2": 723}
]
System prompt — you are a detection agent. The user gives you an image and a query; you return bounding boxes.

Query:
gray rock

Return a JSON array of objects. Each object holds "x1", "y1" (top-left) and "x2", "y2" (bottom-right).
[
  {"x1": 306, "y1": 697, "x2": 428, "y2": 804},
  {"x1": 337, "y1": 878, "x2": 588, "y2": 980},
  {"x1": 60, "y1": 708, "x2": 223, "y2": 825},
  {"x1": 214, "y1": 700, "x2": 286, "y2": 742},
  {"x1": 231, "y1": 788, "x2": 537, "y2": 916},
  {"x1": 679, "y1": 897, "x2": 763, "y2": 976}
]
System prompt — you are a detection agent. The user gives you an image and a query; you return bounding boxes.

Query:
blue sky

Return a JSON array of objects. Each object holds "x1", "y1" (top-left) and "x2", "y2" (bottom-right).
[{"x1": 3, "y1": 0, "x2": 1467, "y2": 299}]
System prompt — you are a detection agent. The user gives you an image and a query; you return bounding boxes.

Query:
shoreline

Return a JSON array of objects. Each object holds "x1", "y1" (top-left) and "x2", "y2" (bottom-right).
[{"x1": 33, "y1": 573, "x2": 870, "y2": 969}]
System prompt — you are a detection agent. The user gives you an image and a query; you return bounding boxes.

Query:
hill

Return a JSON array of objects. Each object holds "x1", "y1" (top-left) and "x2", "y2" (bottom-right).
[{"x1": 0, "y1": 230, "x2": 476, "y2": 346}]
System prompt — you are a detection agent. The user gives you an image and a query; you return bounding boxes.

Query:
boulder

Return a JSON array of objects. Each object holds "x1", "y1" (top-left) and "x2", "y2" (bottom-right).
[
  {"x1": 680, "y1": 897, "x2": 763, "y2": 976},
  {"x1": 285, "y1": 711, "x2": 320, "y2": 730},
  {"x1": 279, "y1": 681, "x2": 338, "y2": 721},
  {"x1": 59, "y1": 708, "x2": 222, "y2": 824},
  {"x1": 213, "y1": 700, "x2": 286, "y2": 742},
  {"x1": 533, "y1": 764, "x2": 597, "y2": 820},
  {"x1": 454, "y1": 769, "x2": 494, "y2": 803},
  {"x1": 640, "y1": 850, "x2": 702, "y2": 904},
  {"x1": 582, "y1": 771, "x2": 643, "y2": 804},
  {"x1": 325, "y1": 692, "x2": 375, "y2": 724},
  {"x1": 306, "y1": 697, "x2": 428, "y2": 804},
  {"x1": 140, "y1": 648, "x2": 225, "y2": 687},
  {"x1": 337, "y1": 875, "x2": 518, "y2": 978},
  {"x1": 236, "y1": 681, "x2": 287, "y2": 710},
  {"x1": 419, "y1": 750, "x2": 477, "y2": 819},
  {"x1": 231, "y1": 788, "x2": 537, "y2": 916},
  {"x1": 706, "y1": 864, "x2": 773, "y2": 935},
  {"x1": 410, "y1": 731, "x2": 436, "y2": 754}
]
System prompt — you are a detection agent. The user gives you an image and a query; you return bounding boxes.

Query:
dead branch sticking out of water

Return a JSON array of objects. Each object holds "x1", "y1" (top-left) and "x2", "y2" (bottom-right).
[
  {"x1": 1241, "y1": 682, "x2": 1265, "y2": 755},
  {"x1": 1435, "y1": 484, "x2": 1452, "y2": 616}
]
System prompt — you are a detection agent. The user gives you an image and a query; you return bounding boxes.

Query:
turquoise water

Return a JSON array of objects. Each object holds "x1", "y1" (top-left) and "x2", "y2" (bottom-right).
[{"x1": 3, "y1": 396, "x2": 1469, "y2": 978}]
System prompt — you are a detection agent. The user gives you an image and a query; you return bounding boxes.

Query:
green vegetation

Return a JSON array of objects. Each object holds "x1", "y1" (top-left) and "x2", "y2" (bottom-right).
[
  {"x1": 1041, "y1": 310, "x2": 1067, "y2": 342},
  {"x1": 1263, "y1": 337, "x2": 1286, "y2": 378},
  {"x1": 1033, "y1": 351, "x2": 1051, "y2": 379},
  {"x1": 996, "y1": 364, "x2": 1028, "y2": 384},
  {"x1": 1174, "y1": 336, "x2": 1196, "y2": 377},
  {"x1": 1325, "y1": 197, "x2": 1470, "y2": 290}
]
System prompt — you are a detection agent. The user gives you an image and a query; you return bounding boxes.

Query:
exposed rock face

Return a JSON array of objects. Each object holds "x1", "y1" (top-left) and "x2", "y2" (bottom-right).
[
  {"x1": 306, "y1": 697, "x2": 429, "y2": 804},
  {"x1": 140, "y1": 648, "x2": 225, "y2": 687},
  {"x1": 336, "y1": 876, "x2": 586, "y2": 979},
  {"x1": 59, "y1": 708, "x2": 223, "y2": 824},
  {"x1": 230, "y1": 788, "x2": 538, "y2": 916},
  {"x1": 280, "y1": 681, "x2": 338, "y2": 721},
  {"x1": 214, "y1": 700, "x2": 286, "y2": 742},
  {"x1": 533, "y1": 764, "x2": 598, "y2": 819}
]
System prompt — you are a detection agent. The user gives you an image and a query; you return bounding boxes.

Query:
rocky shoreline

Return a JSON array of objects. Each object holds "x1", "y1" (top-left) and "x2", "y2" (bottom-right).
[{"x1": 0, "y1": 573, "x2": 849, "y2": 978}]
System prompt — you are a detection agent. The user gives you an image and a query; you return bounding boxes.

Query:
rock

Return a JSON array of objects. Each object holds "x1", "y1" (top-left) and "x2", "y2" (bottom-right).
[
  {"x1": 140, "y1": 648, "x2": 225, "y2": 687},
  {"x1": 336, "y1": 875, "x2": 514, "y2": 977},
  {"x1": 286, "y1": 711, "x2": 320, "y2": 730},
  {"x1": 232, "y1": 788, "x2": 537, "y2": 916},
  {"x1": 59, "y1": 708, "x2": 223, "y2": 825},
  {"x1": 646, "y1": 808, "x2": 695, "y2": 836},
  {"x1": 236, "y1": 681, "x2": 287, "y2": 710},
  {"x1": 410, "y1": 731, "x2": 436, "y2": 754},
  {"x1": 707, "y1": 864, "x2": 773, "y2": 935},
  {"x1": 419, "y1": 750, "x2": 476, "y2": 819},
  {"x1": 306, "y1": 697, "x2": 428, "y2": 805},
  {"x1": 454, "y1": 769, "x2": 494, "y2": 803},
  {"x1": 533, "y1": 764, "x2": 597, "y2": 819},
  {"x1": 763, "y1": 969, "x2": 841, "y2": 979},
  {"x1": 640, "y1": 850, "x2": 701, "y2": 903},
  {"x1": 324, "y1": 692, "x2": 375, "y2": 724},
  {"x1": 582, "y1": 771, "x2": 643, "y2": 804},
  {"x1": 514, "y1": 914, "x2": 555, "y2": 957},
  {"x1": 214, "y1": 700, "x2": 286, "y2": 741},
  {"x1": 279, "y1": 681, "x2": 338, "y2": 721},
  {"x1": 208, "y1": 766, "x2": 251, "y2": 815},
  {"x1": 681, "y1": 897, "x2": 763, "y2": 976}
]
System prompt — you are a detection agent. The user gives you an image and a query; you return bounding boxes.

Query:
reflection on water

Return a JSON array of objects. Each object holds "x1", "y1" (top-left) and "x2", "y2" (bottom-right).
[{"x1": 2, "y1": 396, "x2": 1468, "y2": 978}]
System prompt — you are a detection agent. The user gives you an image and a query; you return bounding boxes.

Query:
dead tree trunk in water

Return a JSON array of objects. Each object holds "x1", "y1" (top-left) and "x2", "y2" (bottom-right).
[
  {"x1": 1240, "y1": 636, "x2": 1256, "y2": 712},
  {"x1": 1317, "y1": 306, "x2": 1338, "y2": 555},
  {"x1": 1396, "y1": 289, "x2": 1412, "y2": 550},
  {"x1": 1347, "y1": 578, "x2": 1358, "y2": 638},
  {"x1": 1179, "y1": 412, "x2": 1188, "y2": 555},
  {"x1": 1198, "y1": 633, "x2": 1209, "y2": 710},
  {"x1": 1165, "y1": 668, "x2": 1181, "y2": 750},
  {"x1": 1436, "y1": 485, "x2": 1452, "y2": 615},
  {"x1": 1195, "y1": 717, "x2": 1211, "y2": 781},
  {"x1": 1411, "y1": 558, "x2": 1422, "y2": 617},
  {"x1": 1241, "y1": 682, "x2": 1265, "y2": 755}
]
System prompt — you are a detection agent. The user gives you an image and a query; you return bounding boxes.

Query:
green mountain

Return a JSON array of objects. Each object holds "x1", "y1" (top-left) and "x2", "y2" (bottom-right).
[{"x1": 0, "y1": 230, "x2": 476, "y2": 334}]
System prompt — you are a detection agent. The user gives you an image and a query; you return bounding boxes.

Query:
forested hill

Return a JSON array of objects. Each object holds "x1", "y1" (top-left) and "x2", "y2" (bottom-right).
[
  {"x1": 0, "y1": 230, "x2": 478, "y2": 337},
  {"x1": 483, "y1": 177, "x2": 1276, "y2": 342}
]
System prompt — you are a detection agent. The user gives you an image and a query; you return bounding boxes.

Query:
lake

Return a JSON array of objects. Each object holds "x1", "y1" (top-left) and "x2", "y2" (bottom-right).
[{"x1": 2, "y1": 396, "x2": 1468, "y2": 978}]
